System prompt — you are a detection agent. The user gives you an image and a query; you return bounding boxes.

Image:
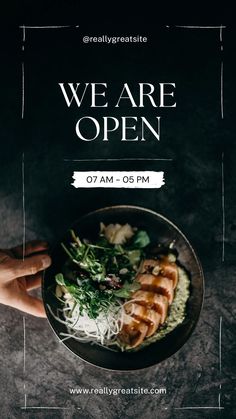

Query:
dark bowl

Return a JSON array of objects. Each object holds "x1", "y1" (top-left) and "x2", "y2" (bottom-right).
[{"x1": 42, "y1": 205, "x2": 204, "y2": 371}]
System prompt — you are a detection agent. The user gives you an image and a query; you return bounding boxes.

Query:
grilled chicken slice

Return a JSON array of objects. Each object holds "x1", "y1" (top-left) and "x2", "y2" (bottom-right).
[
  {"x1": 119, "y1": 317, "x2": 148, "y2": 348},
  {"x1": 124, "y1": 302, "x2": 161, "y2": 337},
  {"x1": 140, "y1": 258, "x2": 179, "y2": 289},
  {"x1": 139, "y1": 259, "x2": 161, "y2": 274},
  {"x1": 119, "y1": 256, "x2": 179, "y2": 348},
  {"x1": 159, "y1": 257, "x2": 179, "y2": 289},
  {"x1": 131, "y1": 290, "x2": 169, "y2": 324},
  {"x1": 137, "y1": 274, "x2": 174, "y2": 304}
]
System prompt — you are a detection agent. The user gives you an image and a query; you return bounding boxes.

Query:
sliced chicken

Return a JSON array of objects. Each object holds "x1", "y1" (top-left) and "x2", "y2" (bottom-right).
[
  {"x1": 140, "y1": 258, "x2": 179, "y2": 289},
  {"x1": 139, "y1": 259, "x2": 161, "y2": 274},
  {"x1": 137, "y1": 274, "x2": 174, "y2": 303},
  {"x1": 119, "y1": 255, "x2": 179, "y2": 348},
  {"x1": 124, "y1": 302, "x2": 161, "y2": 337},
  {"x1": 159, "y1": 257, "x2": 179, "y2": 289},
  {"x1": 119, "y1": 317, "x2": 148, "y2": 348},
  {"x1": 131, "y1": 290, "x2": 169, "y2": 324}
]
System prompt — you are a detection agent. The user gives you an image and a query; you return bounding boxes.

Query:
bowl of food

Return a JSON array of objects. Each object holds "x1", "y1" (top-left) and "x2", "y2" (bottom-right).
[{"x1": 42, "y1": 205, "x2": 204, "y2": 370}]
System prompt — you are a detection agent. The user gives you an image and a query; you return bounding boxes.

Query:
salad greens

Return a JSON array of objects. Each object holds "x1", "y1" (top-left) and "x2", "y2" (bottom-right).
[{"x1": 55, "y1": 226, "x2": 151, "y2": 319}]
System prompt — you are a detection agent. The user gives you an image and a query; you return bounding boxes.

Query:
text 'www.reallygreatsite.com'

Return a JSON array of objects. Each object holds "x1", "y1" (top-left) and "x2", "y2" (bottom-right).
[{"x1": 69, "y1": 386, "x2": 167, "y2": 396}]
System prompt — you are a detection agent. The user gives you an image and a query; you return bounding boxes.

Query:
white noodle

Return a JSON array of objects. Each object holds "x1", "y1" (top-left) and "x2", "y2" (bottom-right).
[{"x1": 48, "y1": 295, "x2": 127, "y2": 346}]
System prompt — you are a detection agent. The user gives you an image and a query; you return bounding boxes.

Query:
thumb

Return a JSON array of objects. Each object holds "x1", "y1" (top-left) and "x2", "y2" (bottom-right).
[
  {"x1": 12, "y1": 293, "x2": 47, "y2": 317},
  {"x1": 3, "y1": 254, "x2": 51, "y2": 281}
]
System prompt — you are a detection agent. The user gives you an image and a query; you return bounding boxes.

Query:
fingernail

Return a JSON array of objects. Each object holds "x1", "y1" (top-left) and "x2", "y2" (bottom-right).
[{"x1": 42, "y1": 255, "x2": 51, "y2": 269}]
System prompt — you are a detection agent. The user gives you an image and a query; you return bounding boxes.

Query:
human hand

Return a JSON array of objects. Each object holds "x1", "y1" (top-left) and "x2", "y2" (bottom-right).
[{"x1": 0, "y1": 241, "x2": 51, "y2": 317}]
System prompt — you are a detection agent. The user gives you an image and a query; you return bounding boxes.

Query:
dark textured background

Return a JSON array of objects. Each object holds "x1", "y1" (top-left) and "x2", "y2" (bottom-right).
[{"x1": 0, "y1": 9, "x2": 235, "y2": 419}]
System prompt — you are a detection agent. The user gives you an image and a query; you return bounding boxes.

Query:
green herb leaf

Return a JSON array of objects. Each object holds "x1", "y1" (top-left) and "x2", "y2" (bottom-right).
[
  {"x1": 113, "y1": 280, "x2": 141, "y2": 298},
  {"x1": 126, "y1": 249, "x2": 141, "y2": 266},
  {"x1": 132, "y1": 230, "x2": 150, "y2": 248},
  {"x1": 55, "y1": 273, "x2": 66, "y2": 286}
]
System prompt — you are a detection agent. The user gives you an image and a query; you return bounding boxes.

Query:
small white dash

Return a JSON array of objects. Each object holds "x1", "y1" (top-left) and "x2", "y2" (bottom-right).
[
  {"x1": 63, "y1": 158, "x2": 173, "y2": 162},
  {"x1": 220, "y1": 24, "x2": 223, "y2": 42},
  {"x1": 21, "y1": 62, "x2": 24, "y2": 119},
  {"x1": 175, "y1": 25, "x2": 226, "y2": 29},
  {"x1": 22, "y1": 24, "x2": 25, "y2": 42},
  {"x1": 22, "y1": 153, "x2": 26, "y2": 260},
  {"x1": 221, "y1": 154, "x2": 225, "y2": 262},
  {"x1": 19, "y1": 25, "x2": 74, "y2": 29},
  {"x1": 21, "y1": 406, "x2": 70, "y2": 410},
  {"x1": 221, "y1": 62, "x2": 224, "y2": 119},
  {"x1": 174, "y1": 407, "x2": 224, "y2": 410},
  {"x1": 219, "y1": 316, "x2": 222, "y2": 374},
  {"x1": 23, "y1": 316, "x2": 26, "y2": 373}
]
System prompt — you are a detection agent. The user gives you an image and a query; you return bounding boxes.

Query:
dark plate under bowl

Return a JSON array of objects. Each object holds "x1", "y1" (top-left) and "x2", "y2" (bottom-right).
[{"x1": 42, "y1": 205, "x2": 204, "y2": 371}]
